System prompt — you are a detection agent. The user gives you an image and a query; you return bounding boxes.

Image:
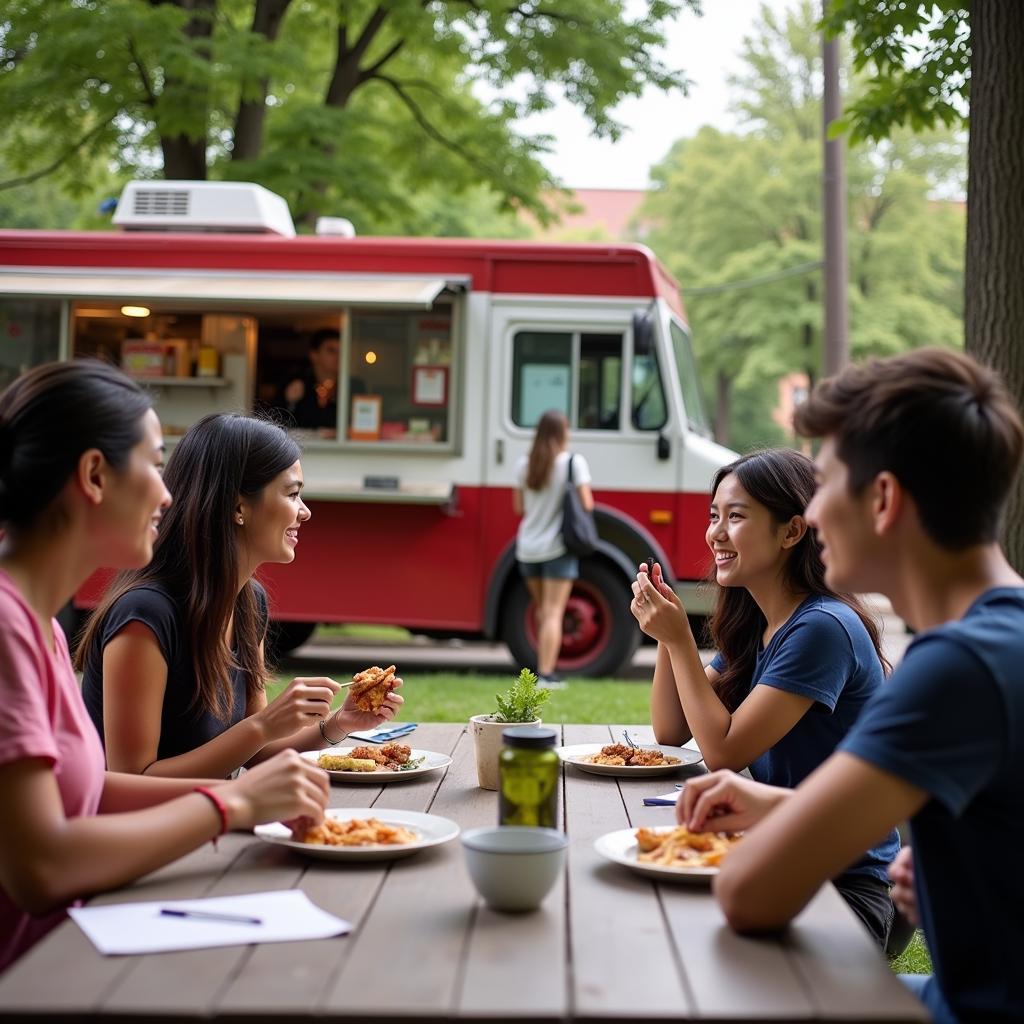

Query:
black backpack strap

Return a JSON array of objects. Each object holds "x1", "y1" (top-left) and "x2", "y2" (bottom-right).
[{"x1": 567, "y1": 452, "x2": 575, "y2": 484}]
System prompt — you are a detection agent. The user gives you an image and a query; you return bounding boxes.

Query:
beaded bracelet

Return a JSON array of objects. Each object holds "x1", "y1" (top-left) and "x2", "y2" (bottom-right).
[{"x1": 194, "y1": 786, "x2": 229, "y2": 848}]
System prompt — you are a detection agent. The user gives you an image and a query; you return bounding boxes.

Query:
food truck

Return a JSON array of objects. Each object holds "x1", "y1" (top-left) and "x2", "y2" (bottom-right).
[{"x1": 0, "y1": 180, "x2": 735, "y2": 676}]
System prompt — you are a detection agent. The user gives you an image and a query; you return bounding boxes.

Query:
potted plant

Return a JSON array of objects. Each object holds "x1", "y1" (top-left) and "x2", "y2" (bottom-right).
[{"x1": 470, "y1": 669, "x2": 552, "y2": 790}]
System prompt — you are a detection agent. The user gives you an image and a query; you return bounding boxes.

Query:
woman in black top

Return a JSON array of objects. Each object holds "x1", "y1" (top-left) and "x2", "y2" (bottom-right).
[{"x1": 79, "y1": 414, "x2": 402, "y2": 778}]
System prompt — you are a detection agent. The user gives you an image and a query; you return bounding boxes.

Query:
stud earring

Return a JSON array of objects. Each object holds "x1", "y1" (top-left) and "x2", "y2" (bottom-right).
[{"x1": 236, "y1": 516, "x2": 244, "y2": 526}]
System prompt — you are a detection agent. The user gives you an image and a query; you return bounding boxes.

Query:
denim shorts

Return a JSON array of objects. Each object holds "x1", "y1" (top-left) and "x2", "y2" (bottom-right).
[{"x1": 518, "y1": 554, "x2": 580, "y2": 580}]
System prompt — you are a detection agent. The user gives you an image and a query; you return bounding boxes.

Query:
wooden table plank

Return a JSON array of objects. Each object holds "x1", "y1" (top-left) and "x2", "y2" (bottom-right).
[
  {"x1": 218, "y1": 723, "x2": 465, "y2": 1014},
  {"x1": 564, "y1": 724, "x2": 694, "y2": 1020},
  {"x1": 456, "y1": 724, "x2": 568, "y2": 1020},
  {"x1": 785, "y1": 885, "x2": 929, "y2": 1022},
  {"x1": 319, "y1": 724, "x2": 481, "y2": 1017}
]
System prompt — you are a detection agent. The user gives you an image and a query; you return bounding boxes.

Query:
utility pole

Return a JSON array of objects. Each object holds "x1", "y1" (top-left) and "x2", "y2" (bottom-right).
[{"x1": 822, "y1": 8, "x2": 849, "y2": 376}]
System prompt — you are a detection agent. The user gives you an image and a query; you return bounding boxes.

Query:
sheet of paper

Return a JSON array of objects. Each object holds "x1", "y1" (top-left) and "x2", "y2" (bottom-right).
[{"x1": 69, "y1": 889, "x2": 351, "y2": 955}]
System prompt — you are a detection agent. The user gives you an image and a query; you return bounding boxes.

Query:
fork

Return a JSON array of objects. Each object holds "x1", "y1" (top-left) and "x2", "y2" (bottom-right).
[{"x1": 621, "y1": 729, "x2": 638, "y2": 749}]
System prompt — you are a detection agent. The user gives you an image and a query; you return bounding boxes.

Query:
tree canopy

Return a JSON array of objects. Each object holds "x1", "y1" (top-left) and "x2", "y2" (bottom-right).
[
  {"x1": 822, "y1": 3, "x2": 1024, "y2": 569},
  {"x1": 640, "y1": 0, "x2": 965, "y2": 452},
  {"x1": 0, "y1": 0, "x2": 695, "y2": 231}
]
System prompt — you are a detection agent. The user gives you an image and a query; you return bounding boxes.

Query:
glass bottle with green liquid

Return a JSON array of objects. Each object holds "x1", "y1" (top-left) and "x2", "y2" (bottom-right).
[{"x1": 498, "y1": 726, "x2": 560, "y2": 828}]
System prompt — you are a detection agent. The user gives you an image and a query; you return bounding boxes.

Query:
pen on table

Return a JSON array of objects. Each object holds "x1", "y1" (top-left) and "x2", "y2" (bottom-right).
[{"x1": 160, "y1": 908, "x2": 263, "y2": 925}]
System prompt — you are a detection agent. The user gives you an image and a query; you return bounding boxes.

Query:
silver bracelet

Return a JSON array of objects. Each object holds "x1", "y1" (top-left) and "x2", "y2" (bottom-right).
[{"x1": 319, "y1": 717, "x2": 344, "y2": 747}]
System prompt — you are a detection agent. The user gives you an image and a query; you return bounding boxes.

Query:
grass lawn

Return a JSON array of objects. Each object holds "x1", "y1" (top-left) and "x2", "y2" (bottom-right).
[
  {"x1": 270, "y1": 666, "x2": 934, "y2": 977},
  {"x1": 889, "y1": 931, "x2": 931, "y2": 975},
  {"x1": 268, "y1": 670, "x2": 654, "y2": 724}
]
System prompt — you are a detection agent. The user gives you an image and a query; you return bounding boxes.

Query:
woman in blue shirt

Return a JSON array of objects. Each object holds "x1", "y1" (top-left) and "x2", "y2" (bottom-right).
[{"x1": 631, "y1": 448, "x2": 899, "y2": 947}]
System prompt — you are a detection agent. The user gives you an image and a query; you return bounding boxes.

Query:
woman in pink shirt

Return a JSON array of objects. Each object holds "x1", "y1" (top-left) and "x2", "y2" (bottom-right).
[{"x1": 0, "y1": 361, "x2": 330, "y2": 972}]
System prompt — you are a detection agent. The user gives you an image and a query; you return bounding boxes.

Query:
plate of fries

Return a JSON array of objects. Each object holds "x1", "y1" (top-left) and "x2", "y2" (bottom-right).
[
  {"x1": 594, "y1": 825, "x2": 742, "y2": 882},
  {"x1": 302, "y1": 745, "x2": 452, "y2": 783},
  {"x1": 255, "y1": 808, "x2": 460, "y2": 862}
]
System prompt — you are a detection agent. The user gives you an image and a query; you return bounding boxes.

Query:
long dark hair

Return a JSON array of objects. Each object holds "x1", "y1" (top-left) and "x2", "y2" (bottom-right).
[
  {"x1": 708, "y1": 448, "x2": 889, "y2": 712},
  {"x1": 0, "y1": 360, "x2": 152, "y2": 531},
  {"x1": 526, "y1": 410, "x2": 568, "y2": 490},
  {"x1": 78, "y1": 414, "x2": 301, "y2": 721}
]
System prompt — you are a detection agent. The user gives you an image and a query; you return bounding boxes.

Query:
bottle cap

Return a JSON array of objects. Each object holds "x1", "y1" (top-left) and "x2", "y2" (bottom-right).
[{"x1": 502, "y1": 726, "x2": 557, "y2": 749}]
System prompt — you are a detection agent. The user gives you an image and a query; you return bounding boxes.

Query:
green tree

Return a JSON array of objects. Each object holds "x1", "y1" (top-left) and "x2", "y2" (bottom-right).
[
  {"x1": 0, "y1": 0, "x2": 693, "y2": 229},
  {"x1": 823, "y1": 3, "x2": 1024, "y2": 568},
  {"x1": 640, "y1": 1, "x2": 964, "y2": 453}
]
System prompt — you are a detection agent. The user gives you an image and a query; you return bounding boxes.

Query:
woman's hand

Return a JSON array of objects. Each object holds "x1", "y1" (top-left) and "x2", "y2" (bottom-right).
[
  {"x1": 677, "y1": 769, "x2": 789, "y2": 832},
  {"x1": 328, "y1": 678, "x2": 405, "y2": 739},
  {"x1": 219, "y1": 749, "x2": 329, "y2": 830},
  {"x1": 255, "y1": 676, "x2": 342, "y2": 742},
  {"x1": 888, "y1": 846, "x2": 919, "y2": 927},
  {"x1": 630, "y1": 561, "x2": 690, "y2": 646}
]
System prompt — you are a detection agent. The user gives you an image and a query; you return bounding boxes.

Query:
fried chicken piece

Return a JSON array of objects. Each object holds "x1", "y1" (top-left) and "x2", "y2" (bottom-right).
[
  {"x1": 349, "y1": 664, "x2": 398, "y2": 712},
  {"x1": 590, "y1": 754, "x2": 626, "y2": 765},
  {"x1": 599, "y1": 743, "x2": 633, "y2": 759},
  {"x1": 345, "y1": 742, "x2": 411, "y2": 771},
  {"x1": 378, "y1": 742, "x2": 411, "y2": 765},
  {"x1": 627, "y1": 748, "x2": 668, "y2": 767}
]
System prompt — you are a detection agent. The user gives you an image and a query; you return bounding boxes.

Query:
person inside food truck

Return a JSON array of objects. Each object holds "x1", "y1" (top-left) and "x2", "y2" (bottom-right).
[
  {"x1": 280, "y1": 327, "x2": 341, "y2": 434},
  {"x1": 77, "y1": 412, "x2": 403, "y2": 780},
  {"x1": 670, "y1": 348, "x2": 1024, "y2": 1024}
]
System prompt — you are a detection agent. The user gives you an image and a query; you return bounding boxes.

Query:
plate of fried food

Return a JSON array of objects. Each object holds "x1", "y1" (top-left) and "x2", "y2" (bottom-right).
[
  {"x1": 556, "y1": 742, "x2": 703, "y2": 777},
  {"x1": 303, "y1": 743, "x2": 452, "y2": 782},
  {"x1": 254, "y1": 808, "x2": 460, "y2": 862},
  {"x1": 594, "y1": 825, "x2": 742, "y2": 883}
]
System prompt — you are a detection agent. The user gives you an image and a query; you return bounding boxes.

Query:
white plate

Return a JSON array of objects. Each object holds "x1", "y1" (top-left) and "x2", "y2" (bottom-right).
[
  {"x1": 254, "y1": 808, "x2": 460, "y2": 862},
  {"x1": 594, "y1": 827, "x2": 719, "y2": 884},
  {"x1": 302, "y1": 746, "x2": 452, "y2": 783},
  {"x1": 556, "y1": 743, "x2": 703, "y2": 777}
]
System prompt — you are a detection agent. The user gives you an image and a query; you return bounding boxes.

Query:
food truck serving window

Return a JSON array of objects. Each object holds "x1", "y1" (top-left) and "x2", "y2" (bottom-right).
[{"x1": 344, "y1": 309, "x2": 453, "y2": 445}]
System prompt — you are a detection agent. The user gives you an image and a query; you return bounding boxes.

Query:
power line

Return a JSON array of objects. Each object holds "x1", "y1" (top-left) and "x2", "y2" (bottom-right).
[{"x1": 686, "y1": 260, "x2": 824, "y2": 295}]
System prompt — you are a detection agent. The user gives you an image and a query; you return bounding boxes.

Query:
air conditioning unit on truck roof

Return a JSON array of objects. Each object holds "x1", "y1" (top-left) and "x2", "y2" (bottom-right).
[{"x1": 112, "y1": 180, "x2": 296, "y2": 237}]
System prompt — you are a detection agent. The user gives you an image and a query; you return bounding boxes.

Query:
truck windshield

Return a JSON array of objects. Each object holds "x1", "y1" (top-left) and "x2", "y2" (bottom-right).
[{"x1": 669, "y1": 319, "x2": 711, "y2": 436}]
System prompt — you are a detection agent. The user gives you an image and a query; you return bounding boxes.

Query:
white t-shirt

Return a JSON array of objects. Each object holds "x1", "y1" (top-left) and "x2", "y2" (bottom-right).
[{"x1": 515, "y1": 450, "x2": 592, "y2": 563}]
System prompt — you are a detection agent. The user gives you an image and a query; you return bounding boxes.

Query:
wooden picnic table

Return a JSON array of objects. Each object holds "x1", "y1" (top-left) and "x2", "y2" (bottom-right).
[{"x1": 0, "y1": 723, "x2": 927, "y2": 1023}]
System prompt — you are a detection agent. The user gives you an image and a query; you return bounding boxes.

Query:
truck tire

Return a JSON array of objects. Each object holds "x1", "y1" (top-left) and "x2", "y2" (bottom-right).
[
  {"x1": 266, "y1": 620, "x2": 317, "y2": 660},
  {"x1": 501, "y1": 559, "x2": 641, "y2": 678}
]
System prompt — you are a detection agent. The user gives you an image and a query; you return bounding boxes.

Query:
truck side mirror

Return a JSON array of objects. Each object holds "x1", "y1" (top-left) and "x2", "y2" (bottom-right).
[
  {"x1": 657, "y1": 432, "x2": 670, "y2": 460},
  {"x1": 632, "y1": 311, "x2": 653, "y2": 357}
]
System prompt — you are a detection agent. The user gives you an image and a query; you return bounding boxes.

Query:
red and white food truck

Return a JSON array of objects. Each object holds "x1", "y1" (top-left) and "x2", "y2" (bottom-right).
[{"x1": 0, "y1": 181, "x2": 734, "y2": 676}]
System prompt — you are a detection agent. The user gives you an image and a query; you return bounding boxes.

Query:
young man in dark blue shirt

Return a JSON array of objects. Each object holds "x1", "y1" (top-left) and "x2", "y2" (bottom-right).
[{"x1": 665, "y1": 348, "x2": 1024, "y2": 1023}]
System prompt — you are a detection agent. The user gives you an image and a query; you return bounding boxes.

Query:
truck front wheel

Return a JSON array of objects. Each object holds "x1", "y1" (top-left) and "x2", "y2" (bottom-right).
[
  {"x1": 501, "y1": 560, "x2": 641, "y2": 678},
  {"x1": 266, "y1": 620, "x2": 317, "y2": 660}
]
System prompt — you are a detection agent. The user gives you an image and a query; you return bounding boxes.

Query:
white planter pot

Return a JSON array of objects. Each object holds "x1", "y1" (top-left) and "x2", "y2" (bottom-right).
[{"x1": 469, "y1": 714, "x2": 542, "y2": 790}]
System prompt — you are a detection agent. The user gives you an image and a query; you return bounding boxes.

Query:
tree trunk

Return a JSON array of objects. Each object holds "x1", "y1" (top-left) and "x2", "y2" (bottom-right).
[
  {"x1": 159, "y1": 0, "x2": 216, "y2": 180},
  {"x1": 161, "y1": 136, "x2": 208, "y2": 180},
  {"x1": 232, "y1": 0, "x2": 293, "y2": 162},
  {"x1": 715, "y1": 370, "x2": 732, "y2": 446},
  {"x1": 964, "y1": 4, "x2": 1024, "y2": 570}
]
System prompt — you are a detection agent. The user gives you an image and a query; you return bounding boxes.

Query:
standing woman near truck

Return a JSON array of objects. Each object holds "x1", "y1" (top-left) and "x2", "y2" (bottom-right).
[{"x1": 513, "y1": 410, "x2": 594, "y2": 687}]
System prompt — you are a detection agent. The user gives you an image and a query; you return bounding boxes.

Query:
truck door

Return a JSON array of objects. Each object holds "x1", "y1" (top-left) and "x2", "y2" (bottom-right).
[{"x1": 482, "y1": 300, "x2": 682, "y2": 676}]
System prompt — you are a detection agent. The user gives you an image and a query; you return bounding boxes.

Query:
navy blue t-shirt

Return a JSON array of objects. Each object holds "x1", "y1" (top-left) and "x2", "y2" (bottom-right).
[
  {"x1": 81, "y1": 583, "x2": 265, "y2": 769},
  {"x1": 711, "y1": 594, "x2": 899, "y2": 881},
  {"x1": 841, "y1": 587, "x2": 1024, "y2": 1022}
]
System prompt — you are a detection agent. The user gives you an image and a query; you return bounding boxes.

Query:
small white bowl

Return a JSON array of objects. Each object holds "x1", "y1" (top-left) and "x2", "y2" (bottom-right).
[{"x1": 460, "y1": 826, "x2": 567, "y2": 912}]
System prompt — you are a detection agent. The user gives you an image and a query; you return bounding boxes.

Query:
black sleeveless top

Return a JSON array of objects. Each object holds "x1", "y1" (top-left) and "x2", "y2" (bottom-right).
[{"x1": 81, "y1": 582, "x2": 267, "y2": 766}]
